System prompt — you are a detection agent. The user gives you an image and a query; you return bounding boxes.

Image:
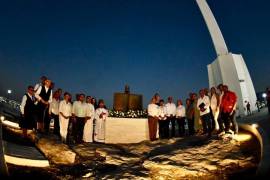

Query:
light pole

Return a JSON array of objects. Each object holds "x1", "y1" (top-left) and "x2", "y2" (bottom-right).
[
  {"x1": 7, "y1": 90, "x2": 12, "y2": 101},
  {"x1": 262, "y1": 93, "x2": 267, "y2": 105}
]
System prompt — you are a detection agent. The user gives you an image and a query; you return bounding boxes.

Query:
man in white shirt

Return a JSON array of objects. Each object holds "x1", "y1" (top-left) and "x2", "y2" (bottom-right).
[
  {"x1": 34, "y1": 76, "x2": 47, "y2": 92},
  {"x1": 165, "y1": 96, "x2": 176, "y2": 138},
  {"x1": 158, "y1": 99, "x2": 169, "y2": 139},
  {"x1": 35, "y1": 79, "x2": 53, "y2": 134},
  {"x1": 59, "y1": 92, "x2": 72, "y2": 143},
  {"x1": 197, "y1": 89, "x2": 212, "y2": 137},
  {"x1": 72, "y1": 93, "x2": 88, "y2": 144},
  {"x1": 147, "y1": 97, "x2": 159, "y2": 141},
  {"x1": 20, "y1": 86, "x2": 36, "y2": 138},
  {"x1": 49, "y1": 90, "x2": 60, "y2": 136},
  {"x1": 176, "y1": 99, "x2": 186, "y2": 137},
  {"x1": 83, "y1": 96, "x2": 95, "y2": 143}
]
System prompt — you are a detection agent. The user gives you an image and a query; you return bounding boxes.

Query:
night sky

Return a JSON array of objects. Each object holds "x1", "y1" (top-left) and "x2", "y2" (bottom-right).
[{"x1": 0, "y1": 0, "x2": 269, "y2": 108}]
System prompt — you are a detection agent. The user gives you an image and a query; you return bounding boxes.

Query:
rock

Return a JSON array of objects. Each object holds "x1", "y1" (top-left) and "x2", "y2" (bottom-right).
[
  {"x1": 143, "y1": 160, "x2": 205, "y2": 179},
  {"x1": 36, "y1": 137, "x2": 76, "y2": 165},
  {"x1": 82, "y1": 171, "x2": 93, "y2": 178}
]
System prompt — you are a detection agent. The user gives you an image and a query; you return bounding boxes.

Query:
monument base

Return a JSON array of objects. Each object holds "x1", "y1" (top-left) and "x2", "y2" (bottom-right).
[
  {"x1": 105, "y1": 117, "x2": 151, "y2": 144},
  {"x1": 208, "y1": 53, "x2": 257, "y2": 116}
]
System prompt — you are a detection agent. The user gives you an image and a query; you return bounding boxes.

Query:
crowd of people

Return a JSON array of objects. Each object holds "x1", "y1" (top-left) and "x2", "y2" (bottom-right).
[
  {"x1": 19, "y1": 76, "x2": 108, "y2": 144},
  {"x1": 19, "y1": 75, "x2": 268, "y2": 144},
  {"x1": 147, "y1": 84, "x2": 238, "y2": 141}
]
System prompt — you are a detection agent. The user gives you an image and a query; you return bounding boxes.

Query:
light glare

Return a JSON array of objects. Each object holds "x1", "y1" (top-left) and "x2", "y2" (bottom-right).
[{"x1": 252, "y1": 123, "x2": 259, "y2": 129}]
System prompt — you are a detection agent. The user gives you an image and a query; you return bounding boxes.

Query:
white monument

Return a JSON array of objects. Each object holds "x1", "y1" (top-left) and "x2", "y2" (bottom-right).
[{"x1": 196, "y1": 0, "x2": 257, "y2": 116}]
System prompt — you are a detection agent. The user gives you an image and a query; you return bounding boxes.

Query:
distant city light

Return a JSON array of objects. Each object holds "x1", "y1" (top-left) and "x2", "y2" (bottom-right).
[
  {"x1": 262, "y1": 93, "x2": 267, "y2": 98},
  {"x1": 7, "y1": 89, "x2": 12, "y2": 94}
]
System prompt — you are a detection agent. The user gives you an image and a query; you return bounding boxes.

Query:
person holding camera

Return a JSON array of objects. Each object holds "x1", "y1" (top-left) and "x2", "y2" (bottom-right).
[{"x1": 197, "y1": 89, "x2": 212, "y2": 138}]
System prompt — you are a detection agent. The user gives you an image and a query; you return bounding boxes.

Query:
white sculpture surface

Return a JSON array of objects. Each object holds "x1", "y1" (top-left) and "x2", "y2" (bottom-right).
[{"x1": 196, "y1": 0, "x2": 257, "y2": 116}]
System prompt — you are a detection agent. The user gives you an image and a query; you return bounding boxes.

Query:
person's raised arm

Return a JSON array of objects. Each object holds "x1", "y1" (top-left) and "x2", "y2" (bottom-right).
[
  {"x1": 20, "y1": 95, "x2": 27, "y2": 115},
  {"x1": 35, "y1": 86, "x2": 42, "y2": 101},
  {"x1": 48, "y1": 90, "x2": 53, "y2": 104}
]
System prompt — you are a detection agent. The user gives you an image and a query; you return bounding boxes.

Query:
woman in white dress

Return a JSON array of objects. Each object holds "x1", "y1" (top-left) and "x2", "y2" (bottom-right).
[
  {"x1": 94, "y1": 99, "x2": 108, "y2": 143},
  {"x1": 83, "y1": 96, "x2": 95, "y2": 143},
  {"x1": 210, "y1": 87, "x2": 220, "y2": 131},
  {"x1": 59, "y1": 92, "x2": 72, "y2": 143}
]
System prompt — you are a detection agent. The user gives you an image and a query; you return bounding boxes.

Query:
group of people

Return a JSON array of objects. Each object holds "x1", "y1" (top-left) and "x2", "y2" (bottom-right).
[
  {"x1": 19, "y1": 76, "x2": 108, "y2": 144},
  {"x1": 147, "y1": 84, "x2": 238, "y2": 141},
  {"x1": 19, "y1": 75, "x2": 243, "y2": 143}
]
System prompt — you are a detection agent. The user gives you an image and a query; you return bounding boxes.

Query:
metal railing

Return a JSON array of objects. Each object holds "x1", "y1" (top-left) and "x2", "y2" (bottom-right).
[{"x1": 0, "y1": 119, "x2": 9, "y2": 177}]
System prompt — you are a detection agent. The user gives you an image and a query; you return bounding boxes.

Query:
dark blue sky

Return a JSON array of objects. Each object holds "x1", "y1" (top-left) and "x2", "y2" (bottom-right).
[{"x1": 0, "y1": 0, "x2": 269, "y2": 108}]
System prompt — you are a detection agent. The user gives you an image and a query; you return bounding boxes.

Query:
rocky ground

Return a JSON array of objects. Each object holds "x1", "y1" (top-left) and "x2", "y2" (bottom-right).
[{"x1": 7, "y1": 130, "x2": 260, "y2": 180}]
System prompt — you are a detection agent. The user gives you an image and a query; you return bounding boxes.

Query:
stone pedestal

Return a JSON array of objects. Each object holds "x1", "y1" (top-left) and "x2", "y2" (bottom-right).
[{"x1": 105, "y1": 117, "x2": 150, "y2": 144}]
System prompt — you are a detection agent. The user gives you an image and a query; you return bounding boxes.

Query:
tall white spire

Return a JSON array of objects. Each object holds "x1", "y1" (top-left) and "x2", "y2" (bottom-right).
[{"x1": 196, "y1": 0, "x2": 229, "y2": 56}]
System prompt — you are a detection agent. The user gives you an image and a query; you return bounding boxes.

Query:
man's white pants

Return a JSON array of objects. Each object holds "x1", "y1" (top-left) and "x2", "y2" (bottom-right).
[
  {"x1": 59, "y1": 116, "x2": 69, "y2": 141},
  {"x1": 83, "y1": 119, "x2": 93, "y2": 143}
]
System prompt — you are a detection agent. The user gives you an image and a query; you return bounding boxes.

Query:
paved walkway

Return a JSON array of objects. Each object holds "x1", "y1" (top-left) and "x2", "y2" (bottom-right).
[{"x1": 238, "y1": 107, "x2": 270, "y2": 142}]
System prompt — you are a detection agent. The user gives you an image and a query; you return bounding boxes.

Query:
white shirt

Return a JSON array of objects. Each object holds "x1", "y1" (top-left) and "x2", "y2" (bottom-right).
[
  {"x1": 34, "y1": 83, "x2": 41, "y2": 91},
  {"x1": 72, "y1": 101, "x2": 88, "y2": 118},
  {"x1": 197, "y1": 95, "x2": 211, "y2": 116},
  {"x1": 59, "y1": 100, "x2": 72, "y2": 118},
  {"x1": 35, "y1": 86, "x2": 52, "y2": 103},
  {"x1": 165, "y1": 102, "x2": 176, "y2": 116},
  {"x1": 176, "y1": 105, "x2": 186, "y2": 118},
  {"x1": 86, "y1": 103, "x2": 95, "y2": 118},
  {"x1": 158, "y1": 106, "x2": 167, "y2": 120},
  {"x1": 148, "y1": 103, "x2": 159, "y2": 117},
  {"x1": 49, "y1": 98, "x2": 60, "y2": 115},
  {"x1": 20, "y1": 93, "x2": 34, "y2": 115},
  {"x1": 95, "y1": 108, "x2": 109, "y2": 120},
  {"x1": 210, "y1": 94, "x2": 218, "y2": 111}
]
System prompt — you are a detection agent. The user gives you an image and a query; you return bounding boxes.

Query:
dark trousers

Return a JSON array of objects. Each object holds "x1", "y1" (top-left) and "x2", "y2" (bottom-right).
[
  {"x1": 43, "y1": 108, "x2": 50, "y2": 133},
  {"x1": 231, "y1": 112, "x2": 238, "y2": 134},
  {"x1": 167, "y1": 116, "x2": 176, "y2": 137},
  {"x1": 51, "y1": 113, "x2": 60, "y2": 136},
  {"x1": 187, "y1": 117, "x2": 195, "y2": 136},
  {"x1": 158, "y1": 120, "x2": 169, "y2": 139},
  {"x1": 268, "y1": 101, "x2": 270, "y2": 114},
  {"x1": 221, "y1": 111, "x2": 238, "y2": 134},
  {"x1": 148, "y1": 116, "x2": 158, "y2": 141},
  {"x1": 218, "y1": 115, "x2": 224, "y2": 132},
  {"x1": 201, "y1": 113, "x2": 212, "y2": 136},
  {"x1": 247, "y1": 109, "x2": 251, "y2": 115},
  {"x1": 74, "y1": 117, "x2": 86, "y2": 143},
  {"x1": 176, "y1": 117, "x2": 185, "y2": 136}
]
